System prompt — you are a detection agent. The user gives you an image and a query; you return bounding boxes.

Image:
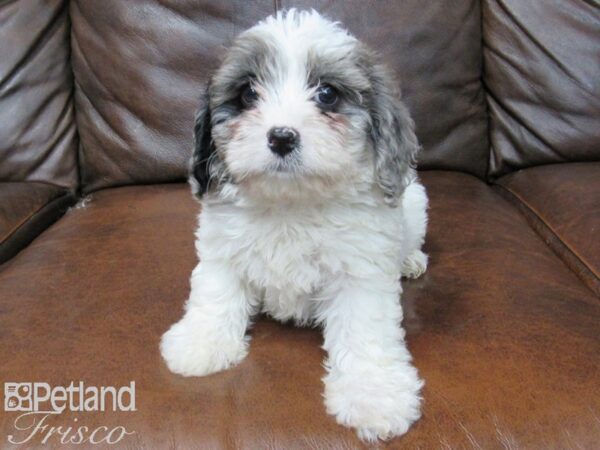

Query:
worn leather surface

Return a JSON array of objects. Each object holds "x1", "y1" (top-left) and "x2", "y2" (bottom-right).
[
  {"x1": 0, "y1": 182, "x2": 75, "y2": 264},
  {"x1": 70, "y1": 0, "x2": 275, "y2": 193},
  {"x1": 1, "y1": 173, "x2": 598, "y2": 448},
  {"x1": 0, "y1": 0, "x2": 78, "y2": 188},
  {"x1": 483, "y1": 0, "x2": 600, "y2": 178},
  {"x1": 285, "y1": 0, "x2": 489, "y2": 178},
  {"x1": 497, "y1": 162, "x2": 600, "y2": 296},
  {"x1": 71, "y1": 0, "x2": 488, "y2": 193}
]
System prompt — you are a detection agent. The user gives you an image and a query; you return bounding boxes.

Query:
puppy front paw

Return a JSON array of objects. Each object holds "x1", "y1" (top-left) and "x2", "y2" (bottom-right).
[
  {"x1": 160, "y1": 317, "x2": 248, "y2": 377},
  {"x1": 324, "y1": 366, "x2": 423, "y2": 442}
]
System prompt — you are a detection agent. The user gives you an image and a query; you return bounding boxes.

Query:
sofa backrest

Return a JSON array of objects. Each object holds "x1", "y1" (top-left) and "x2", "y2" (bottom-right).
[
  {"x1": 70, "y1": 0, "x2": 488, "y2": 193},
  {"x1": 3, "y1": 1, "x2": 598, "y2": 194},
  {"x1": 483, "y1": 0, "x2": 600, "y2": 178},
  {"x1": 0, "y1": 0, "x2": 77, "y2": 190}
]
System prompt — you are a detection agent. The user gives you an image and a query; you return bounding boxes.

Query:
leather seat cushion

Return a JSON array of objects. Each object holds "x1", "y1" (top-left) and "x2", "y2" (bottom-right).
[
  {"x1": 497, "y1": 162, "x2": 600, "y2": 295},
  {"x1": 0, "y1": 173, "x2": 598, "y2": 448},
  {"x1": 0, "y1": 182, "x2": 75, "y2": 264}
]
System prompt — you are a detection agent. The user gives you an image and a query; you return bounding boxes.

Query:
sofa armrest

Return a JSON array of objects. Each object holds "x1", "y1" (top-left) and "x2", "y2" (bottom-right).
[
  {"x1": 495, "y1": 162, "x2": 600, "y2": 296},
  {"x1": 0, "y1": 182, "x2": 76, "y2": 265}
]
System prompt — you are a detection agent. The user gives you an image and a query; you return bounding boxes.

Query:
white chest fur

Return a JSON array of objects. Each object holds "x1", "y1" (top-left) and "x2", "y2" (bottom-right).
[{"x1": 196, "y1": 193, "x2": 407, "y2": 323}]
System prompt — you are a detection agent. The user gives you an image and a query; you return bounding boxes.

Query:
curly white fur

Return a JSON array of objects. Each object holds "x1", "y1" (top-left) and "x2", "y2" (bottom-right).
[{"x1": 161, "y1": 10, "x2": 429, "y2": 442}]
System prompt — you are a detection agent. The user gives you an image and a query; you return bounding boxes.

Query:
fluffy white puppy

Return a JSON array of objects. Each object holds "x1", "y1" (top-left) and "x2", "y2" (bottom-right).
[{"x1": 161, "y1": 9, "x2": 429, "y2": 442}]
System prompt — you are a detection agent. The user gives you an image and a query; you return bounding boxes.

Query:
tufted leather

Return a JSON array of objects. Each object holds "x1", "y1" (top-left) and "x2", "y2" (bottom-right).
[
  {"x1": 0, "y1": 173, "x2": 598, "y2": 448},
  {"x1": 483, "y1": 0, "x2": 600, "y2": 178}
]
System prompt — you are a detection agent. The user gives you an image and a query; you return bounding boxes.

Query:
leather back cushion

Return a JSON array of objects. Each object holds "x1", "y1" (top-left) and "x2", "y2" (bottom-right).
[
  {"x1": 483, "y1": 0, "x2": 600, "y2": 178},
  {"x1": 72, "y1": 0, "x2": 488, "y2": 192},
  {"x1": 0, "y1": 0, "x2": 77, "y2": 189},
  {"x1": 71, "y1": 0, "x2": 273, "y2": 193}
]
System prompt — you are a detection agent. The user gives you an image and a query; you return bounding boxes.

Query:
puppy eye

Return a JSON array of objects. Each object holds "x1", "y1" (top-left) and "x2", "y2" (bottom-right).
[
  {"x1": 314, "y1": 84, "x2": 339, "y2": 107},
  {"x1": 240, "y1": 85, "x2": 259, "y2": 107}
]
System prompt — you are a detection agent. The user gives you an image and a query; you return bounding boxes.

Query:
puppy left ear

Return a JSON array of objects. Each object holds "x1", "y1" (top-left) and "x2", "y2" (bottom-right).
[
  {"x1": 190, "y1": 94, "x2": 215, "y2": 198},
  {"x1": 368, "y1": 64, "x2": 420, "y2": 206}
]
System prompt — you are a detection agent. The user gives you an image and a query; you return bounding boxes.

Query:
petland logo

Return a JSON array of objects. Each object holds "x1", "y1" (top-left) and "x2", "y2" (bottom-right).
[{"x1": 4, "y1": 381, "x2": 136, "y2": 445}]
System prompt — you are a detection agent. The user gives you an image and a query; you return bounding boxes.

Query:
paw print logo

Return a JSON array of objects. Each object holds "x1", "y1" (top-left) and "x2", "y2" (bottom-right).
[{"x1": 4, "y1": 383, "x2": 32, "y2": 412}]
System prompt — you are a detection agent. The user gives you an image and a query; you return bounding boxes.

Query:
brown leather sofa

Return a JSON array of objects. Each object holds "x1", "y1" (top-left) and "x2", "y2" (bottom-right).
[{"x1": 1, "y1": 1, "x2": 599, "y2": 448}]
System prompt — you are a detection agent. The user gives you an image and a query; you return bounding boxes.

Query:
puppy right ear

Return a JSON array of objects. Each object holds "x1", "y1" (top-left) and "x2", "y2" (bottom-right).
[{"x1": 190, "y1": 97, "x2": 215, "y2": 198}]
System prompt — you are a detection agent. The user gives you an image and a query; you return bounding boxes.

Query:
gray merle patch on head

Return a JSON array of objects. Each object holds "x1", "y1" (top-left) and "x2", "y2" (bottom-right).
[
  {"x1": 209, "y1": 34, "x2": 281, "y2": 109},
  {"x1": 306, "y1": 47, "x2": 371, "y2": 105}
]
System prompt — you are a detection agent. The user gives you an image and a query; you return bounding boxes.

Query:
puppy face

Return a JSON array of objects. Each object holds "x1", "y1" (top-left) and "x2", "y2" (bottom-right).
[{"x1": 192, "y1": 10, "x2": 419, "y2": 205}]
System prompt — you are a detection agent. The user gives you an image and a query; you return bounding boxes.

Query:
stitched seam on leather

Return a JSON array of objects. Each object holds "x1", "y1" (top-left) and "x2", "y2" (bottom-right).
[
  {"x1": 494, "y1": 183, "x2": 599, "y2": 285},
  {"x1": 480, "y1": 0, "x2": 493, "y2": 181},
  {"x1": 0, "y1": 191, "x2": 64, "y2": 244},
  {"x1": 0, "y1": 193, "x2": 76, "y2": 266},
  {"x1": 65, "y1": 0, "x2": 83, "y2": 196},
  {"x1": 0, "y1": 191, "x2": 71, "y2": 244}
]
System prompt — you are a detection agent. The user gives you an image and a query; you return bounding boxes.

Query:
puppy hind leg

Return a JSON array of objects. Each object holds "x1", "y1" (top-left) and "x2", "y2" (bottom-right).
[
  {"x1": 401, "y1": 181, "x2": 429, "y2": 279},
  {"x1": 401, "y1": 249, "x2": 428, "y2": 279}
]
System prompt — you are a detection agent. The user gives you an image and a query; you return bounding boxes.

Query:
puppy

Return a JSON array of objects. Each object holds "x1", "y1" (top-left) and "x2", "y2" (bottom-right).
[{"x1": 161, "y1": 9, "x2": 429, "y2": 442}]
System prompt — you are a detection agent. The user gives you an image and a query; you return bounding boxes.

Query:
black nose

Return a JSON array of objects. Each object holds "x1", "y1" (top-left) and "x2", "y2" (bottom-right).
[{"x1": 267, "y1": 127, "x2": 299, "y2": 157}]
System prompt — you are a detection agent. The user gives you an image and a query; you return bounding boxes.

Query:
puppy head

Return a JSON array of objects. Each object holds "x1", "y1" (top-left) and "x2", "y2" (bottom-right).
[{"x1": 191, "y1": 9, "x2": 419, "y2": 205}]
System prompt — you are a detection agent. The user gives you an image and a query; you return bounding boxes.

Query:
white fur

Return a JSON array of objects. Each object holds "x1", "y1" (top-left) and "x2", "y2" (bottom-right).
[{"x1": 161, "y1": 10, "x2": 429, "y2": 442}]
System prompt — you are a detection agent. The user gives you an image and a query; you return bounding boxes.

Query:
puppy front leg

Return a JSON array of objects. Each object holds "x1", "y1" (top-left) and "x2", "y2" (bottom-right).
[
  {"x1": 161, "y1": 260, "x2": 254, "y2": 377},
  {"x1": 319, "y1": 278, "x2": 423, "y2": 442}
]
